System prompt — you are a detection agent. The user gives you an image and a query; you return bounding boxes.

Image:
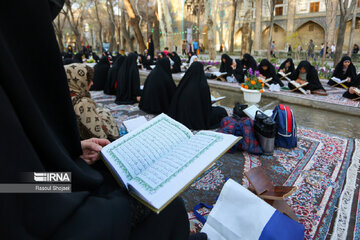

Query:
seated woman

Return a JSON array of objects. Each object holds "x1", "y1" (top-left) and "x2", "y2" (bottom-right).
[
  {"x1": 240, "y1": 53, "x2": 258, "y2": 73},
  {"x1": 139, "y1": 58, "x2": 176, "y2": 114},
  {"x1": 343, "y1": 73, "x2": 360, "y2": 100},
  {"x1": 168, "y1": 62, "x2": 228, "y2": 130},
  {"x1": 65, "y1": 63, "x2": 120, "y2": 141},
  {"x1": 219, "y1": 54, "x2": 237, "y2": 83},
  {"x1": 187, "y1": 51, "x2": 194, "y2": 63},
  {"x1": 277, "y1": 58, "x2": 295, "y2": 78},
  {"x1": 257, "y1": 59, "x2": 284, "y2": 87},
  {"x1": 90, "y1": 56, "x2": 110, "y2": 91},
  {"x1": 169, "y1": 52, "x2": 182, "y2": 73},
  {"x1": 104, "y1": 55, "x2": 126, "y2": 95},
  {"x1": 115, "y1": 52, "x2": 141, "y2": 104},
  {"x1": 289, "y1": 60, "x2": 327, "y2": 95},
  {"x1": 328, "y1": 56, "x2": 357, "y2": 88},
  {"x1": 1, "y1": 1, "x2": 195, "y2": 238},
  {"x1": 234, "y1": 59, "x2": 245, "y2": 83},
  {"x1": 189, "y1": 54, "x2": 198, "y2": 66}
]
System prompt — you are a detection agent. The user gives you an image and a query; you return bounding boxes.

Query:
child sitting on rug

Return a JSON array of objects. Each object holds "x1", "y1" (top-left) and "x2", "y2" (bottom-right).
[
  {"x1": 288, "y1": 61, "x2": 328, "y2": 96},
  {"x1": 65, "y1": 63, "x2": 120, "y2": 141}
]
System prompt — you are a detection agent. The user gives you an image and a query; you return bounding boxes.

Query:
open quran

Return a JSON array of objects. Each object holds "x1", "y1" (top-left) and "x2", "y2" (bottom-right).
[{"x1": 101, "y1": 114, "x2": 240, "y2": 213}]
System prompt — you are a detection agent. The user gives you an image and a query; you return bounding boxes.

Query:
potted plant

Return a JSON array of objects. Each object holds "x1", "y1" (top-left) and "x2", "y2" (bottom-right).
[{"x1": 240, "y1": 68, "x2": 264, "y2": 104}]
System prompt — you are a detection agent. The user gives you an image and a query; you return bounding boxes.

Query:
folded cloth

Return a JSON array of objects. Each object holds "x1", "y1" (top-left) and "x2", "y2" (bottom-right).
[{"x1": 219, "y1": 117, "x2": 263, "y2": 154}]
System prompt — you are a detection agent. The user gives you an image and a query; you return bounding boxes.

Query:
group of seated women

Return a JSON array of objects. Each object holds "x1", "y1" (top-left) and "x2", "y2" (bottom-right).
[{"x1": 218, "y1": 53, "x2": 359, "y2": 99}]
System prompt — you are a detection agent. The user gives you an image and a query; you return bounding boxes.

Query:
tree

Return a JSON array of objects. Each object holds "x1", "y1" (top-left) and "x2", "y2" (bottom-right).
[
  {"x1": 120, "y1": 5, "x2": 133, "y2": 51},
  {"x1": 94, "y1": 0, "x2": 103, "y2": 52},
  {"x1": 266, "y1": 0, "x2": 275, "y2": 59},
  {"x1": 334, "y1": 0, "x2": 357, "y2": 65},
  {"x1": 53, "y1": 12, "x2": 67, "y2": 52},
  {"x1": 229, "y1": 0, "x2": 237, "y2": 53},
  {"x1": 64, "y1": 0, "x2": 87, "y2": 51},
  {"x1": 347, "y1": 7, "x2": 357, "y2": 57},
  {"x1": 105, "y1": 0, "x2": 116, "y2": 52},
  {"x1": 241, "y1": 7, "x2": 251, "y2": 55},
  {"x1": 321, "y1": 0, "x2": 337, "y2": 65},
  {"x1": 123, "y1": 0, "x2": 146, "y2": 52},
  {"x1": 205, "y1": 0, "x2": 216, "y2": 59}
]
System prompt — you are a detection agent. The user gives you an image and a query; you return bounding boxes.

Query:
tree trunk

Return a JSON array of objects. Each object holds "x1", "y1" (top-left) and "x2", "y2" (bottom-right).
[
  {"x1": 64, "y1": 0, "x2": 83, "y2": 52},
  {"x1": 120, "y1": 7, "x2": 133, "y2": 51},
  {"x1": 205, "y1": 0, "x2": 216, "y2": 60},
  {"x1": 157, "y1": 0, "x2": 167, "y2": 49},
  {"x1": 94, "y1": 0, "x2": 103, "y2": 52},
  {"x1": 267, "y1": 0, "x2": 275, "y2": 59},
  {"x1": 153, "y1": 16, "x2": 160, "y2": 52},
  {"x1": 161, "y1": 0, "x2": 173, "y2": 50},
  {"x1": 347, "y1": 7, "x2": 357, "y2": 57},
  {"x1": 53, "y1": 14, "x2": 65, "y2": 52},
  {"x1": 106, "y1": 0, "x2": 116, "y2": 53},
  {"x1": 229, "y1": 0, "x2": 237, "y2": 53},
  {"x1": 334, "y1": 15, "x2": 347, "y2": 65},
  {"x1": 123, "y1": 0, "x2": 146, "y2": 53},
  {"x1": 247, "y1": 6, "x2": 254, "y2": 54},
  {"x1": 242, "y1": 10, "x2": 250, "y2": 55}
]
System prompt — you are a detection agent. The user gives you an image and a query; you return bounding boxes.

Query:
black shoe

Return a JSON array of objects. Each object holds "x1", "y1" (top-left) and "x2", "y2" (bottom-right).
[{"x1": 189, "y1": 232, "x2": 208, "y2": 240}]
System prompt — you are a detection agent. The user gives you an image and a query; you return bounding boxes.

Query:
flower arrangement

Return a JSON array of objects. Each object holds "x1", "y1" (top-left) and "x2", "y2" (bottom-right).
[{"x1": 241, "y1": 68, "x2": 264, "y2": 93}]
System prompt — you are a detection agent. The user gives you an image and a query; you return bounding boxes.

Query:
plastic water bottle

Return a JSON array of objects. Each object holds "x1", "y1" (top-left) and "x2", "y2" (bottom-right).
[{"x1": 119, "y1": 125, "x2": 127, "y2": 137}]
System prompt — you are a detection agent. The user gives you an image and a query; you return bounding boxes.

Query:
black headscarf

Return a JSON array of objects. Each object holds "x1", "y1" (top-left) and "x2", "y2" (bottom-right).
[
  {"x1": 343, "y1": 73, "x2": 360, "y2": 99},
  {"x1": 90, "y1": 56, "x2": 110, "y2": 91},
  {"x1": 168, "y1": 62, "x2": 211, "y2": 130},
  {"x1": 115, "y1": 52, "x2": 140, "y2": 104},
  {"x1": 279, "y1": 58, "x2": 295, "y2": 74},
  {"x1": 92, "y1": 52, "x2": 100, "y2": 63},
  {"x1": 63, "y1": 52, "x2": 74, "y2": 65},
  {"x1": 234, "y1": 59, "x2": 245, "y2": 83},
  {"x1": 73, "y1": 52, "x2": 83, "y2": 63},
  {"x1": 148, "y1": 36, "x2": 154, "y2": 59},
  {"x1": 219, "y1": 54, "x2": 233, "y2": 76},
  {"x1": 187, "y1": 51, "x2": 194, "y2": 63},
  {"x1": 241, "y1": 53, "x2": 257, "y2": 71},
  {"x1": 329, "y1": 56, "x2": 357, "y2": 87},
  {"x1": 258, "y1": 59, "x2": 283, "y2": 86},
  {"x1": 1, "y1": 1, "x2": 189, "y2": 239},
  {"x1": 0, "y1": 0, "x2": 131, "y2": 238},
  {"x1": 104, "y1": 55, "x2": 126, "y2": 95},
  {"x1": 139, "y1": 58, "x2": 176, "y2": 114},
  {"x1": 289, "y1": 60, "x2": 325, "y2": 91},
  {"x1": 170, "y1": 52, "x2": 182, "y2": 73}
]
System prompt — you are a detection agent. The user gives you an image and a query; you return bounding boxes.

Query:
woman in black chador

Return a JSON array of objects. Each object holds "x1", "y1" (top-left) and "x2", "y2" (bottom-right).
[
  {"x1": 115, "y1": 52, "x2": 141, "y2": 104},
  {"x1": 139, "y1": 58, "x2": 176, "y2": 114},
  {"x1": 169, "y1": 52, "x2": 182, "y2": 73},
  {"x1": 258, "y1": 59, "x2": 284, "y2": 87},
  {"x1": 328, "y1": 56, "x2": 357, "y2": 88},
  {"x1": 240, "y1": 53, "x2": 258, "y2": 73},
  {"x1": 90, "y1": 56, "x2": 110, "y2": 91},
  {"x1": 219, "y1": 54, "x2": 234, "y2": 75},
  {"x1": 289, "y1": 60, "x2": 327, "y2": 95},
  {"x1": 168, "y1": 62, "x2": 228, "y2": 130},
  {"x1": 343, "y1": 73, "x2": 360, "y2": 100},
  {"x1": 103, "y1": 55, "x2": 126, "y2": 95},
  {"x1": 0, "y1": 0, "x2": 194, "y2": 239},
  {"x1": 278, "y1": 58, "x2": 295, "y2": 77},
  {"x1": 148, "y1": 36, "x2": 154, "y2": 59}
]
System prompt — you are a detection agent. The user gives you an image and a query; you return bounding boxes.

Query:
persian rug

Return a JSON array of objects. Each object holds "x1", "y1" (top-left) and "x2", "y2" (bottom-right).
[
  {"x1": 91, "y1": 90, "x2": 356, "y2": 240},
  {"x1": 329, "y1": 139, "x2": 360, "y2": 240},
  {"x1": 183, "y1": 128, "x2": 354, "y2": 240}
]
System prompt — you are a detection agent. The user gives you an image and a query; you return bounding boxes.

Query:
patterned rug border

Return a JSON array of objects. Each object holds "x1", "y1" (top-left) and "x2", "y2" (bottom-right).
[{"x1": 331, "y1": 139, "x2": 360, "y2": 239}]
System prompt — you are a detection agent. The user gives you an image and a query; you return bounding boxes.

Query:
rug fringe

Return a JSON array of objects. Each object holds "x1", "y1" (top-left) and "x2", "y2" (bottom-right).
[{"x1": 330, "y1": 139, "x2": 360, "y2": 240}]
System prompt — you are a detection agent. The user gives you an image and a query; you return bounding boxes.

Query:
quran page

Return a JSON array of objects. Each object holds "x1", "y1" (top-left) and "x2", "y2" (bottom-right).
[
  {"x1": 101, "y1": 114, "x2": 193, "y2": 188},
  {"x1": 128, "y1": 131, "x2": 239, "y2": 212}
]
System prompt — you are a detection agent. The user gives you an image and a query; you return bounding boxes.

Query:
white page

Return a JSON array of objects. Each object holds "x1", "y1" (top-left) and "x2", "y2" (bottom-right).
[
  {"x1": 101, "y1": 114, "x2": 193, "y2": 188},
  {"x1": 201, "y1": 179, "x2": 275, "y2": 240},
  {"x1": 129, "y1": 131, "x2": 239, "y2": 210},
  {"x1": 211, "y1": 96, "x2": 226, "y2": 104},
  {"x1": 212, "y1": 72, "x2": 228, "y2": 77},
  {"x1": 123, "y1": 116, "x2": 147, "y2": 132},
  {"x1": 243, "y1": 105, "x2": 260, "y2": 120},
  {"x1": 331, "y1": 77, "x2": 347, "y2": 84}
]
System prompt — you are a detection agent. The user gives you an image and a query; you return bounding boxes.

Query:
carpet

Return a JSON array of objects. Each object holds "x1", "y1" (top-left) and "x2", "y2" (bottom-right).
[{"x1": 91, "y1": 90, "x2": 355, "y2": 240}]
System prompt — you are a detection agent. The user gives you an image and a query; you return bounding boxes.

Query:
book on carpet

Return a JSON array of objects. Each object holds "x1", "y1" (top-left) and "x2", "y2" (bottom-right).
[
  {"x1": 123, "y1": 116, "x2": 147, "y2": 132},
  {"x1": 211, "y1": 95, "x2": 226, "y2": 104},
  {"x1": 101, "y1": 113, "x2": 240, "y2": 213}
]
